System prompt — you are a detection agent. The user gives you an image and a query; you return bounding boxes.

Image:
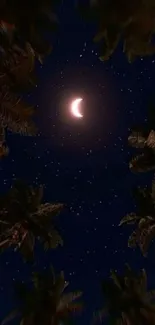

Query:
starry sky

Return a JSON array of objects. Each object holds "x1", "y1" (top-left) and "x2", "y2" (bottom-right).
[{"x1": 1, "y1": 2, "x2": 155, "y2": 325}]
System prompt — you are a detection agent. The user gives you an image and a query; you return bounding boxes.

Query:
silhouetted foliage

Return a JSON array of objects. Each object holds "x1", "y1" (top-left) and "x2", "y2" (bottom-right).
[
  {"x1": 0, "y1": 0, "x2": 61, "y2": 59},
  {"x1": 2, "y1": 266, "x2": 83, "y2": 325},
  {"x1": 128, "y1": 100, "x2": 155, "y2": 173},
  {"x1": 77, "y1": 0, "x2": 155, "y2": 62},
  {"x1": 119, "y1": 178, "x2": 155, "y2": 256},
  {"x1": 0, "y1": 179, "x2": 64, "y2": 262},
  {"x1": 0, "y1": 1, "x2": 61, "y2": 157},
  {"x1": 0, "y1": 84, "x2": 37, "y2": 157},
  {"x1": 94, "y1": 264, "x2": 155, "y2": 325}
]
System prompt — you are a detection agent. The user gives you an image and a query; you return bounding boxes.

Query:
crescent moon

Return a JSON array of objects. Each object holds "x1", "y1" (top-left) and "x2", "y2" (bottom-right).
[{"x1": 71, "y1": 98, "x2": 83, "y2": 118}]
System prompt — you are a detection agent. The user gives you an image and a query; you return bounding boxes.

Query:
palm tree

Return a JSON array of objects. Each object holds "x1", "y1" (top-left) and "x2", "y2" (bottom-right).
[
  {"x1": 0, "y1": 2, "x2": 59, "y2": 93},
  {"x1": 77, "y1": 0, "x2": 155, "y2": 62},
  {"x1": 119, "y1": 178, "x2": 155, "y2": 256},
  {"x1": 0, "y1": 85, "x2": 36, "y2": 129},
  {"x1": 0, "y1": 84, "x2": 37, "y2": 157},
  {"x1": 0, "y1": 27, "x2": 38, "y2": 157},
  {"x1": 128, "y1": 100, "x2": 155, "y2": 173},
  {"x1": 0, "y1": 180, "x2": 64, "y2": 262},
  {"x1": 0, "y1": 20, "x2": 37, "y2": 96},
  {"x1": 0, "y1": 0, "x2": 60, "y2": 59},
  {"x1": 0, "y1": 2, "x2": 61, "y2": 158},
  {"x1": 0, "y1": 32, "x2": 38, "y2": 159},
  {"x1": 94, "y1": 264, "x2": 155, "y2": 325},
  {"x1": 0, "y1": 42, "x2": 36, "y2": 91},
  {"x1": 0, "y1": 85, "x2": 36, "y2": 133},
  {"x1": 128, "y1": 129, "x2": 155, "y2": 173},
  {"x1": 2, "y1": 266, "x2": 83, "y2": 325}
]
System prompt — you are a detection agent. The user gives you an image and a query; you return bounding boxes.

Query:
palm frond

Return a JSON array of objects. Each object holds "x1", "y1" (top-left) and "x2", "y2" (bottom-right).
[
  {"x1": 93, "y1": 307, "x2": 108, "y2": 323},
  {"x1": 128, "y1": 231, "x2": 137, "y2": 248},
  {"x1": 146, "y1": 290, "x2": 155, "y2": 302},
  {"x1": 0, "y1": 42, "x2": 35, "y2": 88},
  {"x1": 31, "y1": 272, "x2": 38, "y2": 289},
  {"x1": 43, "y1": 229, "x2": 63, "y2": 251},
  {"x1": 0, "y1": 181, "x2": 64, "y2": 258},
  {"x1": 19, "y1": 232, "x2": 35, "y2": 262},
  {"x1": 140, "y1": 224, "x2": 155, "y2": 256},
  {"x1": 58, "y1": 292, "x2": 83, "y2": 311},
  {"x1": 33, "y1": 202, "x2": 64, "y2": 225},
  {"x1": 3, "y1": 264, "x2": 82, "y2": 325},
  {"x1": 124, "y1": 263, "x2": 132, "y2": 273},
  {"x1": 31, "y1": 272, "x2": 42, "y2": 290},
  {"x1": 29, "y1": 186, "x2": 44, "y2": 211},
  {"x1": 0, "y1": 87, "x2": 37, "y2": 136},
  {"x1": 110, "y1": 270, "x2": 122, "y2": 290},
  {"x1": 119, "y1": 213, "x2": 139, "y2": 226},
  {"x1": 128, "y1": 131, "x2": 146, "y2": 148},
  {"x1": 48, "y1": 264, "x2": 56, "y2": 284},
  {"x1": 94, "y1": 265, "x2": 155, "y2": 325},
  {"x1": 54, "y1": 271, "x2": 66, "y2": 298},
  {"x1": 0, "y1": 143, "x2": 9, "y2": 158},
  {"x1": 146, "y1": 130, "x2": 155, "y2": 148},
  {"x1": 138, "y1": 217, "x2": 152, "y2": 229},
  {"x1": 65, "y1": 302, "x2": 83, "y2": 314},
  {"x1": 0, "y1": 238, "x2": 10, "y2": 249},
  {"x1": 1, "y1": 309, "x2": 21, "y2": 325},
  {"x1": 140, "y1": 269, "x2": 147, "y2": 293}
]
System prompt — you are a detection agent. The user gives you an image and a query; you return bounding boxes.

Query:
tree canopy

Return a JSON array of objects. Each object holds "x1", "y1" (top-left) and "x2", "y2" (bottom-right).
[
  {"x1": 0, "y1": 180, "x2": 64, "y2": 262},
  {"x1": 77, "y1": 0, "x2": 155, "y2": 62},
  {"x1": 2, "y1": 266, "x2": 83, "y2": 325}
]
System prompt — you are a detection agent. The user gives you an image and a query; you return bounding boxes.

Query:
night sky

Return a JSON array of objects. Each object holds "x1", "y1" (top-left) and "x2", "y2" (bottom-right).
[{"x1": 1, "y1": 2, "x2": 155, "y2": 325}]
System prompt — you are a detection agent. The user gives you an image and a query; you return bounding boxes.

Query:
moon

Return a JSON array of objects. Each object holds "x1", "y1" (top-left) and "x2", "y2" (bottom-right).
[{"x1": 71, "y1": 98, "x2": 83, "y2": 118}]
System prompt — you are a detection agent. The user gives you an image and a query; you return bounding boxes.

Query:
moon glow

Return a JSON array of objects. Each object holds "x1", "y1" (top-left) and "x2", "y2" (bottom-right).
[{"x1": 71, "y1": 98, "x2": 83, "y2": 118}]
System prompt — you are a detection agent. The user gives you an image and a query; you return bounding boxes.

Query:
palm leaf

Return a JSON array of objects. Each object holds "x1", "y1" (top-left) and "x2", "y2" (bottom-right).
[
  {"x1": 138, "y1": 217, "x2": 150, "y2": 229},
  {"x1": 128, "y1": 131, "x2": 146, "y2": 148},
  {"x1": 57, "y1": 291, "x2": 83, "y2": 311},
  {"x1": 124, "y1": 264, "x2": 135, "y2": 285},
  {"x1": 0, "y1": 144, "x2": 9, "y2": 158},
  {"x1": 3, "y1": 266, "x2": 82, "y2": 325},
  {"x1": 93, "y1": 31, "x2": 105, "y2": 43},
  {"x1": 12, "y1": 43, "x2": 35, "y2": 80},
  {"x1": 33, "y1": 203, "x2": 64, "y2": 225},
  {"x1": 31, "y1": 273, "x2": 38, "y2": 290},
  {"x1": 19, "y1": 232, "x2": 35, "y2": 262},
  {"x1": 119, "y1": 213, "x2": 139, "y2": 226},
  {"x1": 54, "y1": 271, "x2": 66, "y2": 299},
  {"x1": 140, "y1": 224, "x2": 155, "y2": 255},
  {"x1": 110, "y1": 270, "x2": 122, "y2": 290},
  {"x1": 146, "y1": 290, "x2": 155, "y2": 302},
  {"x1": 49, "y1": 264, "x2": 56, "y2": 284},
  {"x1": 146, "y1": 130, "x2": 155, "y2": 148},
  {"x1": 1, "y1": 309, "x2": 21, "y2": 325},
  {"x1": 43, "y1": 229, "x2": 63, "y2": 251},
  {"x1": 65, "y1": 302, "x2": 83, "y2": 313},
  {"x1": 140, "y1": 269, "x2": 147, "y2": 293},
  {"x1": 0, "y1": 238, "x2": 10, "y2": 249},
  {"x1": 0, "y1": 181, "x2": 64, "y2": 258},
  {"x1": 128, "y1": 231, "x2": 137, "y2": 248},
  {"x1": 19, "y1": 315, "x2": 34, "y2": 325},
  {"x1": 0, "y1": 87, "x2": 37, "y2": 136},
  {"x1": 29, "y1": 186, "x2": 43, "y2": 211},
  {"x1": 33, "y1": 268, "x2": 56, "y2": 293},
  {"x1": 93, "y1": 307, "x2": 108, "y2": 323},
  {"x1": 0, "y1": 43, "x2": 35, "y2": 87}
]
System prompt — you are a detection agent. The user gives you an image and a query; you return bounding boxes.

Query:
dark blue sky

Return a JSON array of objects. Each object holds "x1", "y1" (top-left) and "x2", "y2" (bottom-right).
[{"x1": 1, "y1": 2, "x2": 155, "y2": 325}]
